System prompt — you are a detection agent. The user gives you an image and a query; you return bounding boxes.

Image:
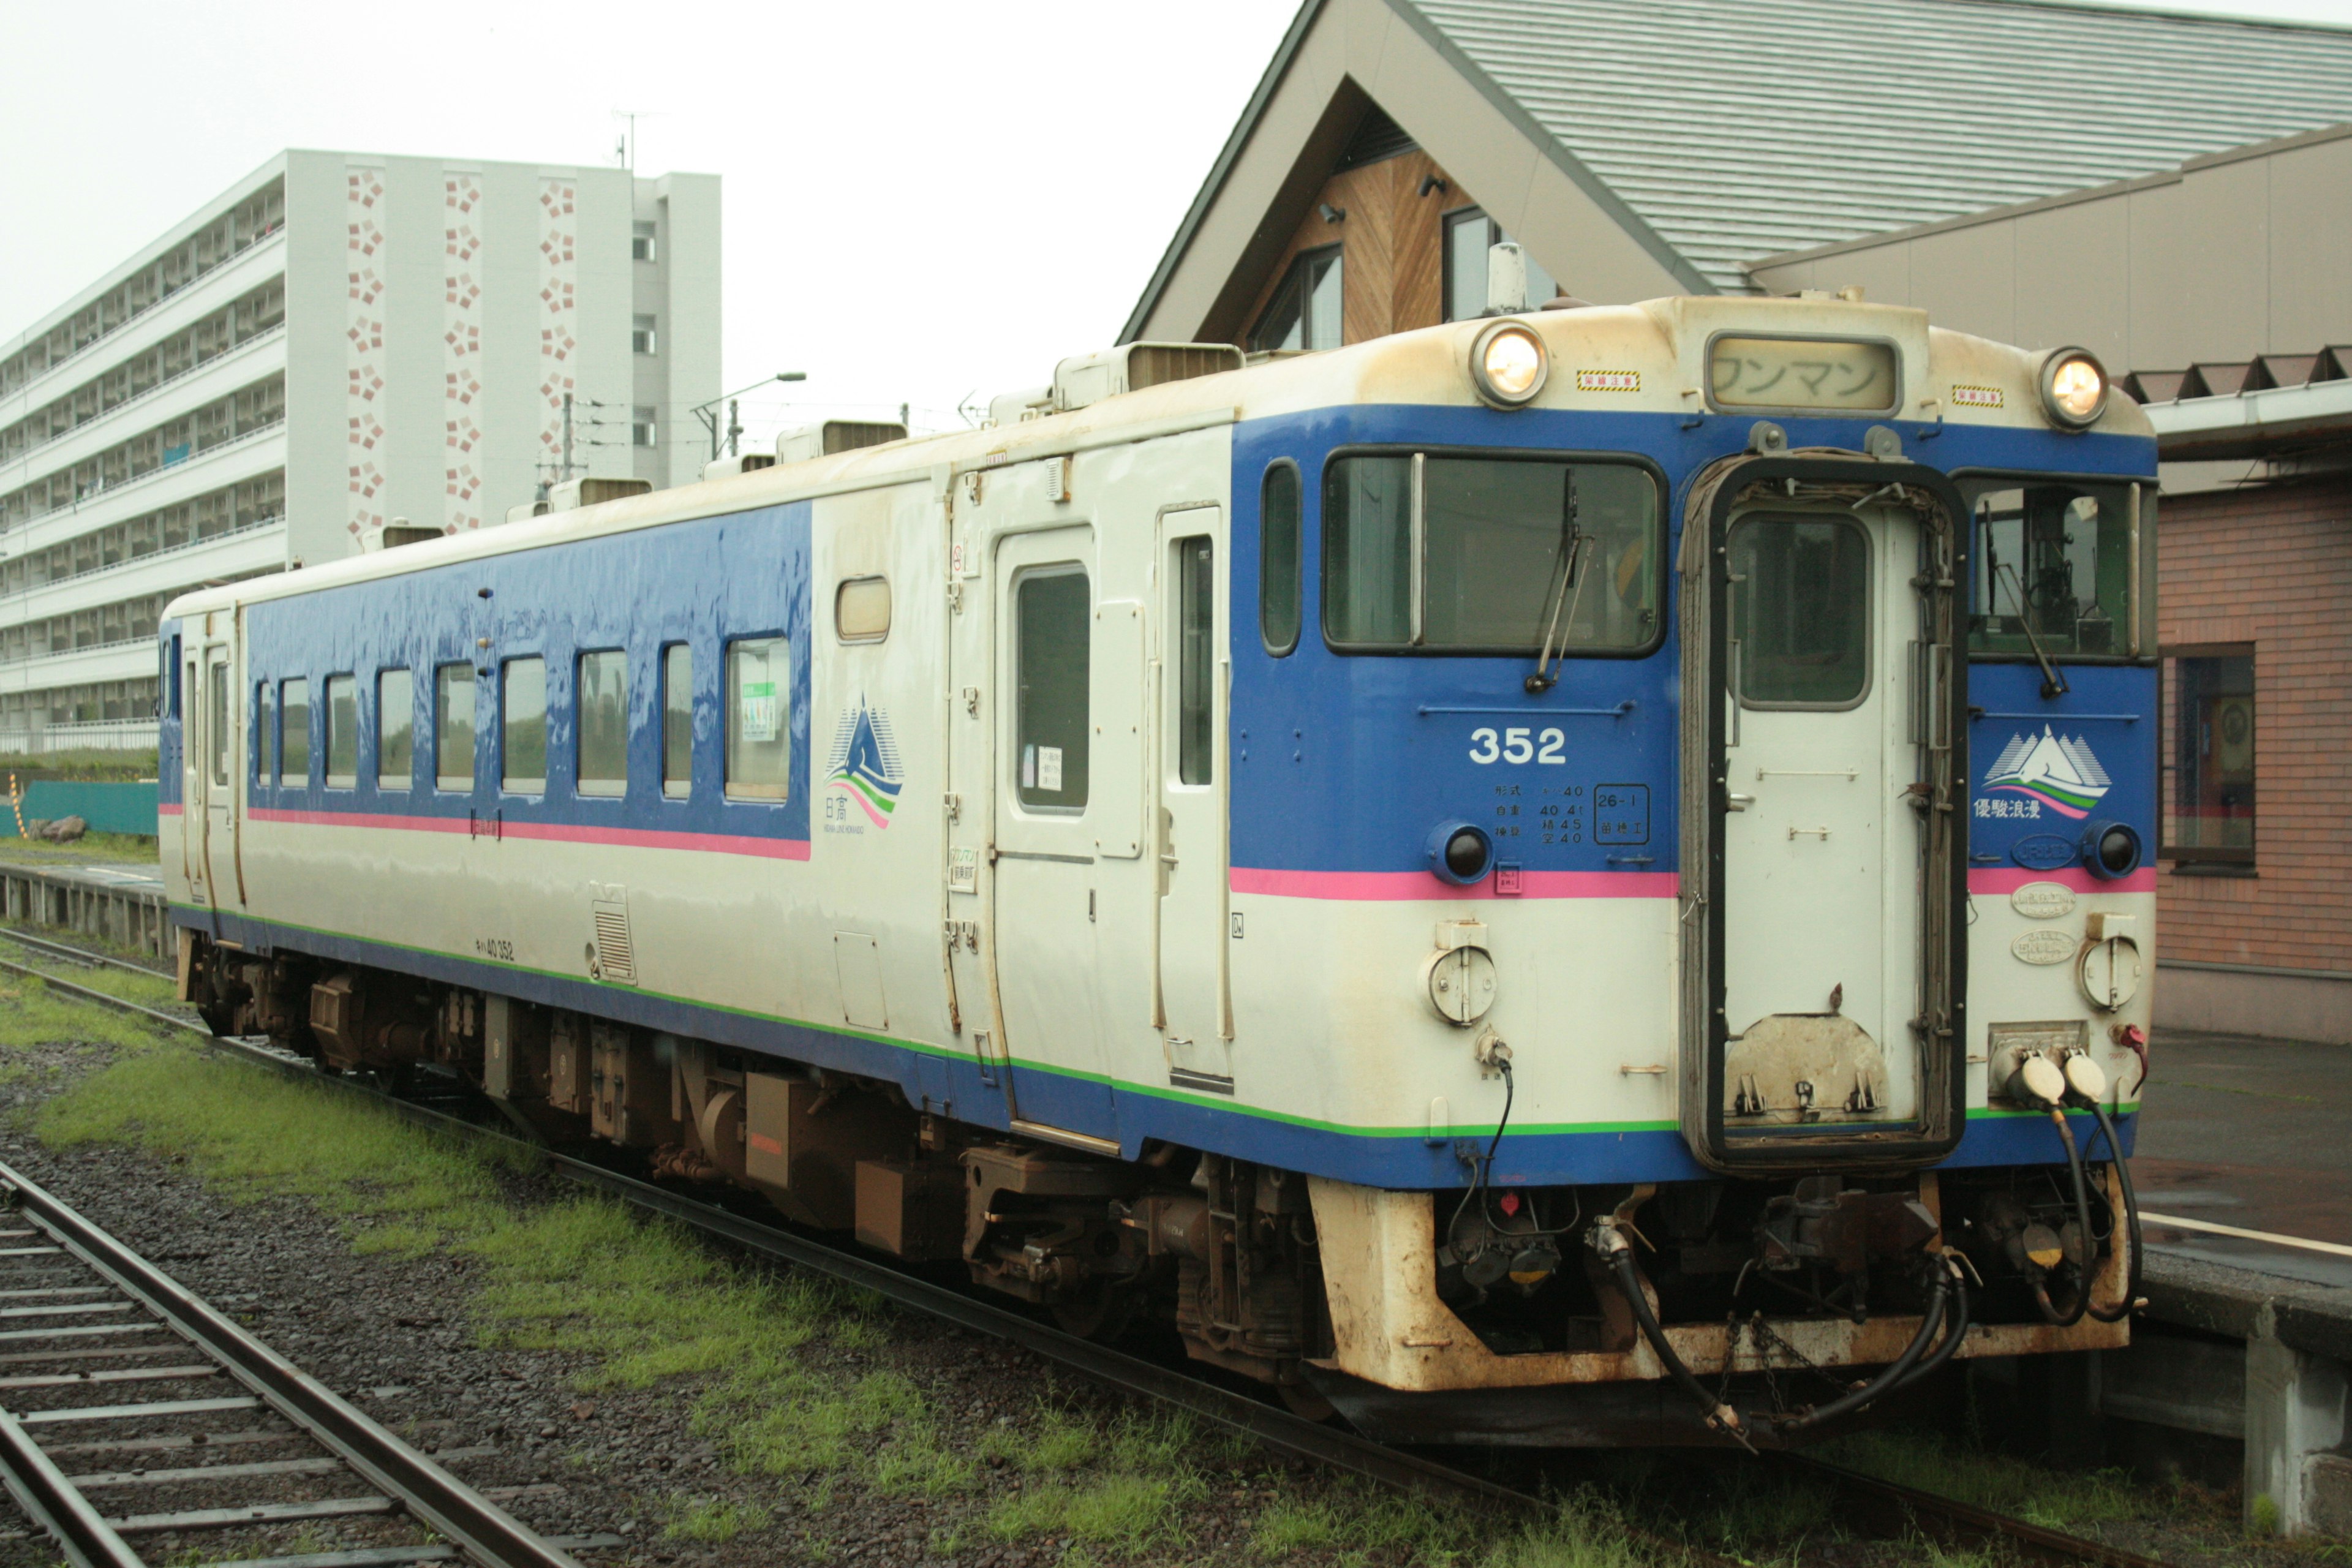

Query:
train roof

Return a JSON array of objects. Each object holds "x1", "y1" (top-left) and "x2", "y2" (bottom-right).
[{"x1": 162, "y1": 295, "x2": 2153, "y2": 624}]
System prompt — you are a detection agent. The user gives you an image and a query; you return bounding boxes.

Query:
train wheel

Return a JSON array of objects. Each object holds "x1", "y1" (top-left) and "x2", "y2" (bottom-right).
[
  {"x1": 1049, "y1": 1283, "x2": 1138, "y2": 1342},
  {"x1": 1278, "y1": 1380, "x2": 1335, "y2": 1422}
]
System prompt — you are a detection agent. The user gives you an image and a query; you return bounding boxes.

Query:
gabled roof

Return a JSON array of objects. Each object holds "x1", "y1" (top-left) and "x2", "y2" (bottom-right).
[{"x1": 1126, "y1": 0, "x2": 2352, "y2": 331}]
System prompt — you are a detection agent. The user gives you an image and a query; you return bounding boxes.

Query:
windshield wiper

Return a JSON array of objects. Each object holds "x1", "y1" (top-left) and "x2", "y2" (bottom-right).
[
  {"x1": 1981, "y1": 500, "x2": 2068, "y2": 700},
  {"x1": 1525, "y1": 470, "x2": 1586, "y2": 694}
]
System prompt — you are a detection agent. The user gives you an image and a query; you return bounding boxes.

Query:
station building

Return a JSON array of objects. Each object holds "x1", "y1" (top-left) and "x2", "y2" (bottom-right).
[
  {"x1": 0, "y1": 151, "x2": 719, "y2": 757},
  {"x1": 1122, "y1": 0, "x2": 2352, "y2": 1041}
]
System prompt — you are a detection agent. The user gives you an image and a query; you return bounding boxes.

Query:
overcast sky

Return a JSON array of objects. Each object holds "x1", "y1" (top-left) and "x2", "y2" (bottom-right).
[{"x1": 4, "y1": 0, "x2": 2346, "y2": 444}]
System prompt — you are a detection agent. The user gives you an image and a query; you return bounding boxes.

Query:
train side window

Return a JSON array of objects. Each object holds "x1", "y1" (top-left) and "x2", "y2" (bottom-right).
[
  {"x1": 1014, "y1": 568, "x2": 1090, "y2": 810},
  {"x1": 377, "y1": 669, "x2": 413, "y2": 790},
  {"x1": 1259, "y1": 462, "x2": 1300, "y2": 656},
  {"x1": 502, "y1": 657, "x2": 547, "y2": 794},
  {"x1": 662, "y1": 644, "x2": 692, "y2": 799},
  {"x1": 165, "y1": 636, "x2": 181, "y2": 718},
  {"x1": 836, "y1": 578, "x2": 891, "y2": 643},
  {"x1": 725, "y1": 638, "x2": 790, "y2": 801},
  {"x1": 577, "y1": 649, "x2": 628, "y2": 797},
  {"x1": 1963, "y1": 481, "x2": 2134, "y2": 658},
  {"x1": 255, "y1": 682, "x2": 274, "y2": 784},
  {"x1": 324, "y1": 675, "x2": 358, "y2": 788},
  {"x1": 279, "y1": 679, "x2": 309, "y2": 787},
  {"x1": 1178, "y1": 537, "x2": 1215, "y2": 785},
  {"x1": 435, "y1": 665, "x2": 475, "y2": 791},
  {"x1": 208, "y1": 662, "x2": 230, "y2": 788}
]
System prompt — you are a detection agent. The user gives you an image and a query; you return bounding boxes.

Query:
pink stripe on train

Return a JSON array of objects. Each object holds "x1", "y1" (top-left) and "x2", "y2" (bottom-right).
[
  {"x1": 1229, "y1": 867, "x2": 1678, "y2": 900},
  {"x1": 247, "y1": 807, "x2": 811, "y2": 861}
]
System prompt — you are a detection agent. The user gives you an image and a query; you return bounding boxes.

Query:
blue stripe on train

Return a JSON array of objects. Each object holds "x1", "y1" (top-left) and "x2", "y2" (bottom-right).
[{"x1": 178, "y1": 906, "x2": 2132, "y2": 1190}]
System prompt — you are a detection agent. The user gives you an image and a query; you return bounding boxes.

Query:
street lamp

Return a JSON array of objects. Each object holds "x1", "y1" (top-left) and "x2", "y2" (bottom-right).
[{"x1": 693, "y1": 372, "x2": 807, "y2": 461}]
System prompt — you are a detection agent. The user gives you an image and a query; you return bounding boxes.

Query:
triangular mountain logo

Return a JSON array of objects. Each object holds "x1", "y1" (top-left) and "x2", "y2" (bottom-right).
[
  {"x1": 825, "y1": 697, "x2": 905, "y2": 828},
  {"x1": 1982, "y1": 726, "x2": 2112, "y2": 820}
]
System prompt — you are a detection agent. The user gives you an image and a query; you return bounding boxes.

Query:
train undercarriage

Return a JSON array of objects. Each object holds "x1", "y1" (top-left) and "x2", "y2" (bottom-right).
[{"x1": 184, "y1": 937, "x2": 2135, "y2": 1445}]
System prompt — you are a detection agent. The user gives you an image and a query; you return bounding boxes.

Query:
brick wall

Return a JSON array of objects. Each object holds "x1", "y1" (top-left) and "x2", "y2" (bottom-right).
[{"x1": 2157, "y1": 475, "x2": 2352, "y2": 973}]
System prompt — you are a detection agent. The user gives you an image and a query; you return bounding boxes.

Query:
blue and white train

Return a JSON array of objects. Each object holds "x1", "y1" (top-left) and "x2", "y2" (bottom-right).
[{"x1": 162, "y1": 291, "x2": 2154, "y2": 1444}]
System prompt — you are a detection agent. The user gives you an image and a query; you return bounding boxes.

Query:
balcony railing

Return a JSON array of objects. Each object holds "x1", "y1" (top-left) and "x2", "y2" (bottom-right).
[
  {"x1": 1, "y1": 513, "x2": 284, "y2": 611},
  {"x1": 1, "y1": 322, "x2": 285, "y2": 474},
  {"x1": 6, "y1": 417, "x2": 286, "y2": 533},
  {"x1": 0, "y1": 718, "x2": 160, "y2": 757},
  {"x1": 1, "y1": 225, "x2": 285, "y2": 406}
]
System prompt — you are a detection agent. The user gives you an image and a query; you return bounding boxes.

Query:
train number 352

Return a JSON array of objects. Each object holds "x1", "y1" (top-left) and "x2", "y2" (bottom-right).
[{"x1": 1468, "y1": 727, "x2": 1567, "y2": 765}]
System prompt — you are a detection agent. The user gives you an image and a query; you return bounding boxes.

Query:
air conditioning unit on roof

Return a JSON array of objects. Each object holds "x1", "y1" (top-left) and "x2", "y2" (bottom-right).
[
  {"x1": 1052, "y1": 342, "x2": 1244, "y2": 413},
  {"x1": 703, "y1": 452, "x2": 775, "y2": 482},
  {"x1": 546, "y1": 477, "x2": 652, "y2": 513},
  {"x1": 776, "y1": 420, "x2": 908, "y2": 464}
]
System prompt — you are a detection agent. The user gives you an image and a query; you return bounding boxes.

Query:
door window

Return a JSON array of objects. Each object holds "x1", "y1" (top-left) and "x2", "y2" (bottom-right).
[
  {"x1": 1259, "y1": 464, "x2": 1300, "y2": 656},
  {"x1": 207, "y1": 663, "x2": 230, "y2": 787},
  {"x1": 377, "y1": 669, "x2": 413, "y2": 790},
  {"x1": 502, "y1": 658, "x2": 546, "y2": 794},
  {"x1": 662, "y1": 644, "x2": 693, "y2": 798},
  {"x1": 1014, "y1": 568, "x2": 1089, "y2": 810},
  {"x1": 577, "y1": 650, "x2": 627, "y2": 796},
  {"x1": 255, "y1": 682, "x2": 274, "y2": 783},
  {"x1": 325, "y1": 675, "x2": 358, "y2": 786},
  {"x1": 1177, "y1": 538, "x2": 1215, "y2": 785},
  {"x1": 279, "y1": 679, "x2": 309, "y2": 786},
  {"x1": 725, "y1": 638, "x2": 790, "y2": 801},
  {"x1": 1728, "y1": 515, "x2": 1871, "y2": 708},
  {"x1": 435, "y1": 664, "x2": 475, "y2": 791}
]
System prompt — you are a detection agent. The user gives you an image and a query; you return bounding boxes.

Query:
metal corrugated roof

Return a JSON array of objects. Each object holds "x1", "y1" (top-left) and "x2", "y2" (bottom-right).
[{"x1": 1404, "y1": 0, "x2": 2352, "y2": 292}]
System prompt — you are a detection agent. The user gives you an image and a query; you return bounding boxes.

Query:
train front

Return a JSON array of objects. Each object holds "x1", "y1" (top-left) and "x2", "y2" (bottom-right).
[{"x1": 1230, "y1": 293, "x2": 2155, "y2": 1444}]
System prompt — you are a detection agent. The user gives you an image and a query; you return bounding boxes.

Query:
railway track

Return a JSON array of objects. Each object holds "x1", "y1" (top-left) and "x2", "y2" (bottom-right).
[
  {"x1": 6, "y1": 930, "x2": 2177, "y2": 1568},
  {"x1": 0, "y1": 1155, "x2": 609, "y2": 1568}
]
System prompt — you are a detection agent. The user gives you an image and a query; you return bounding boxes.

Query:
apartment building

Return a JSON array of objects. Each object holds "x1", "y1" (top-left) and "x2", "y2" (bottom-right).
[{"x1": 0, "y1": 150, "x2": 719, "y2": 755}]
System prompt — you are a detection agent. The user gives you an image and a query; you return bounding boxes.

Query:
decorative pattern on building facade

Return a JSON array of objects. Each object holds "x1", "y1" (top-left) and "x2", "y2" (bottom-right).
[
  {"x1": 345, "y1": 167, "x2": 389, "y2": 543},
  {"x1": 537, "y1": 178, "x2": 579, "y2": 486},
  {"x1": 442, "y1": 174, "x2": 485, "y2": 532}
]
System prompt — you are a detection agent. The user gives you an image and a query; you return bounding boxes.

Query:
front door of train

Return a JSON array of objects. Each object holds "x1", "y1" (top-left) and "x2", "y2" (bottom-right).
[{"x1": 1684, "y1": 473, "x2": 1965, "y2": 1171}]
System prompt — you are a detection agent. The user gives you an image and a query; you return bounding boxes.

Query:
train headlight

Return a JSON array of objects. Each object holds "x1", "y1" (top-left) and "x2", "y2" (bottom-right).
[
  {"x1": 1471, "y1": 323, "x2": 1548, "y2": 408},
  {"x1": 2039, "y1": 348, "x2": 2108, "y2": 430},
  {"x1": 1426, "y1": 820, "x2": 1494, "y2": 886},
  {"x1": 2079, "y1": 820, "x2": 2141, "y2": 880}
]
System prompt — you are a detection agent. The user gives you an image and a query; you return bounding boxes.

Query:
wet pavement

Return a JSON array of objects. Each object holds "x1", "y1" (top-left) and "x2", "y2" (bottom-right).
[{"x1": 2132, "y1": 1026, "x2": 2352, "y2": 1291}]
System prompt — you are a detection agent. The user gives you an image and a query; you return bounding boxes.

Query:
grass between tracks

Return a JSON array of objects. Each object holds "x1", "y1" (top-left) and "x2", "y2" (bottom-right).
[{"x1": 24, "y1": 1040, "x2": 1659, "y2": 1566}]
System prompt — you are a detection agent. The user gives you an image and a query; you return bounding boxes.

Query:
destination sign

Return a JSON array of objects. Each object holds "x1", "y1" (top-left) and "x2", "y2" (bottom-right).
[{"x1": 1708, "y1": 336, "x2": 1899, "y2": 413}]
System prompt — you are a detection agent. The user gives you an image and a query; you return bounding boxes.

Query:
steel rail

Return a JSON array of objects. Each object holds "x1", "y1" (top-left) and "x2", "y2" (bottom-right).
[
  {"x1": 1766, "y1": 1452, "x2": 2174, "y2": 1568},
  {"x1": 0, "y1": 955, "x2": 205, "y2": 1036},
  {"x1": 0, "y1": 929, "x2": 172, "y2": 980},
  {"x1": 16, "y1": 928, "x2": 2174, "y2": 1568},
  {"x1": 0, "y1": 1158, "x2": 584, "y2": 1568}
]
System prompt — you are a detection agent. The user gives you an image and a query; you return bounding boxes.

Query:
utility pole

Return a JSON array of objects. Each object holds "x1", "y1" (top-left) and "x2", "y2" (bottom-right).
[
  {"x1": 727, "y1": 399, "x2": 742, "y2": 458},
  {"x1": 562, "y1": 394, "x2": 575, "y2": 483}
]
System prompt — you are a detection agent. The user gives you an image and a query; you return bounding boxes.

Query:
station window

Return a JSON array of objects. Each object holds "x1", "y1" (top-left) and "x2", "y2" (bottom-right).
[
  {"x1": 577, "y1": 650, "x2": 628, "y2": 797},
  {"x1": 631, "y1": 220, "x2": 657, "y2": 262},
  {"x1": 255, "y1": 681, "x2": 274, "y2": 783},
  {"x1": 1259, "y1": 462, "x2": 1300, "y2": 656},
  {"x1": 279, "y1": 679, "x2": 309, "y2": 786},
  {"x1": 324, "y1": 675, "x2": 357, "y2": 788},
  {"x1": 1014, "y1": 569, "x2": 1089, "y2": 810},
  {"x1": 1442, "y1": 208, "x2": 1558, "y2": 321},
  {"x1": 1250, "y1": 245, "x2": 1341, "y2": 353},
  {"x1": 1177, "y1": 538, "x2": 1215, "y2": 785},
  {"x1": 631, "y1": 315, "x2": 658, "y2": 356},
  {"x1": 1322, "y1": 453, "x2": 1659, "y2": 655},
  {"x1": 662, "y1": 644, "x2": 692, "y2": 799},
  {"x1": 502, "y1": 657, "x2": 546, "y2": 794},
  {"x1": 835, "y1": 577, "x2": 891, "y2": 643},
  {"x1": 631, "y1": 407, "x2": 658, "y2": 448},
  {"x1": 2163, "y1": 646, "x2": 2255, "y2": 868},
  {"x1": 435, "y1": 664, "x2": 475, "y2": 791},
  {"x1": 725, "y1": 638, "x2": 789, "y2": 801},
  {"x1": 377, "y1": 669, "x2": 413, "y2": 790}
]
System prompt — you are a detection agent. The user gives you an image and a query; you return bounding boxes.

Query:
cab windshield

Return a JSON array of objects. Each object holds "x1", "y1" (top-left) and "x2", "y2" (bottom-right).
[
  {"x1": 1322, "y1": 453, "x2": 1659, "y2": 654},
  {"x1": 1962, "y1": 478, "x2": 2142, "y2": 659}
]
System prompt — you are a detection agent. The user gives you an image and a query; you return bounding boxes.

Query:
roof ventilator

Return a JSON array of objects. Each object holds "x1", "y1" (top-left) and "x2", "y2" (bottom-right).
[
  {"x1": 776, "y1": 420, "x2": 907, "y2": 464},
  {"x1": 546, "y1": 477, "x2": 652, "y2": 513},
  {"x1": 1047, "y1": 342, "x2": 1245, "y2": 415}
]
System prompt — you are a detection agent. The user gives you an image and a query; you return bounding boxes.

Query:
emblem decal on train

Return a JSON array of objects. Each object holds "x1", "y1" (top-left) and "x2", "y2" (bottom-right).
[
  {"x1": 1981, "y1": 726, "x2": 2111, "y2": 821},
  {"x1": 823, "y1": 697, "x2": 905, "y2": 832}
]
